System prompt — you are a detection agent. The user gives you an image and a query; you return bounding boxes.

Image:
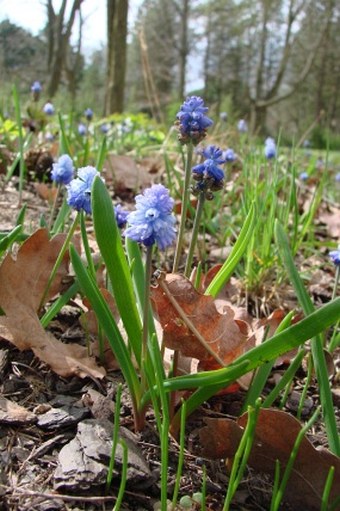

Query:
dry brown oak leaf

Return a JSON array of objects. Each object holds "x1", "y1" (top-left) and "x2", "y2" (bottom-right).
[
  {"x1": 151, "y1": 273, "x2": 248, "y2": 370},
  {"x1": 0, "y1": 228, "x2": 105, "y2": 379},
  {"x1": 199, "y1": 408, "x2": 340, "y2": 511}
]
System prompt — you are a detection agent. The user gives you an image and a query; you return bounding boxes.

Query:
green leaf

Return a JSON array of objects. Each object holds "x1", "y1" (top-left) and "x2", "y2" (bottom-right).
[
  {"x1": 92, "y1": 176, "x2": 142, "y2": 365},
  {"x1": 70, "y1": 245, "x2": 141, "y2": 409},
  {"x1": 165, "y1": 296, "x2": 340, "y2": 432},
  {"x1": 0, "y1": 225, "x2": 23, "y2": 255},
  {"x1": 275, "y1": 220, "x2": 340, "y2": 455},
  {"x1": 205, "y1": 203, "x2": 256, "y2": 297}
]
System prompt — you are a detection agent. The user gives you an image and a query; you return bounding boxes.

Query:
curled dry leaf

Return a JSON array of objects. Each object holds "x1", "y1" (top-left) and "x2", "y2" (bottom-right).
[
  {"x1": 150, "y1": 273, "x2": 248, "y2": 370},
  {"x1": 199, "y1": 408, "x2": 340, "y2": 511},
  {"x1": 0, "y1": 229, "x2": 105, "y2": 379}
]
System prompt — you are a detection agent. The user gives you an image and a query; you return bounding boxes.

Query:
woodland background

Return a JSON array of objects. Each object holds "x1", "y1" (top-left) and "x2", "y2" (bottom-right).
[{"x1": 0, "y1": 0, "x2": 340, "y2": 146}]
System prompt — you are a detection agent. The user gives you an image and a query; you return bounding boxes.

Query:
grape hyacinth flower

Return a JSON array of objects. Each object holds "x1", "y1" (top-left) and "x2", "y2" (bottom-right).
[
  {"x1": 43, "y1": 102, "x2": 55, "y2": 116},
  {"x1": 329, "y1": 247, "x2": 340, "y2": 266},
  {"x1": 84, "y1": 108, "x2": 93, "y2": 121},
  {"x1": 299, "y1": 171, "x2": 309, "y2": 181},
  {"x1": 335, "y1": 172, "x2": 340, "y2": 182},
  {"x1": 31, "y1": 81, "x2": 42, "y2": 93},
  {"x1": 237, "y1": 119, "x2": 248, "y2": 133},
  {"x1": 51, "y1": 154, "x2": 74, "y2": 185},
  {"x1": 125, "y1": 184, "x2": 176, "y2": 250},
  {"x1": 45, "y1": 131, "x2": 55, "y2": 142},
  {"x1": 224, "y1": 148, "x2": 236, "y2": 163},
  {"x1": 100, "y1": 123, "x2": 110, "y2": 134},
  {"x1": 264, "y1": 137, "x2": 276, "y2": 159},
  {"x1": 78, "y1": 123, "x2": 87, "y2": 136},
  {"x1": 114, "y1": 204, "x2": 129, "y2": 229},
  {"x1": 192, "y1": 145, "x2": 225, "y2": 196},
  {"x1": 176, "y1": 96, "x2": 213, "y2": 145},
  {"x1": 31, "y1": 81, "x2": 42, "y2": 101},
  {"x1": 67, "y1": 166, "x2": 100, "y2": 215}
]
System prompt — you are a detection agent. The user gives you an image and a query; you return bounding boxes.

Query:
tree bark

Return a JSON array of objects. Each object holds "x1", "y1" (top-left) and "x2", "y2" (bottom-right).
[
  {"x1": 46, "y1": 0, "x2": 83, "y2": 98},
  {"x1": 104, "y1": 0, "x2": 128, "y2": 115}
]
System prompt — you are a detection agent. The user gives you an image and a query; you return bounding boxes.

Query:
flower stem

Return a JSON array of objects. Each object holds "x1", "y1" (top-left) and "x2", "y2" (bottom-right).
[
  {"x1": 39, "y1": 211, "x2": 80, "y2": 312},
  {"x1": 172, "y1": 143, "x2": 194, "y2": 272},
  {"x1": 184, "y1": 191, "x2": 205, "y2": 277},
  {"x1": 142, "y1": 245, "x2": 153, "y2": 366},
  {"x1": 332, "y1": 265, "x2": 340, "y2": 301},
  {"x1": 48, "y1": 183, "x2": 62, "y2": 231}
]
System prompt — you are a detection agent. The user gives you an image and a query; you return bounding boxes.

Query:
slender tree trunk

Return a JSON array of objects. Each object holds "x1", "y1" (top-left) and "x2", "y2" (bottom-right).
[
  {"x1": 46, "y1": 0, "x2": 83, "y2": 98},
  {"x1": 105, "y1": 0, "x2": 128, "y2": 115},
  {"x1": 178, "y1": 0, "x2": 189, "y2": 100}
]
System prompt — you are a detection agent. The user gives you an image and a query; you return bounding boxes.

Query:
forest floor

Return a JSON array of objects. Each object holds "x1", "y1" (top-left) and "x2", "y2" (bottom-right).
[{"x1": 0, "y1": 167, "x2": 340, "y2": 511}]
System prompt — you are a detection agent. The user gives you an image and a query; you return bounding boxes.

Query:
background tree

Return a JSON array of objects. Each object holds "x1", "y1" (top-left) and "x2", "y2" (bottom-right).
[
  {"x1": 45, "y1": 0, "x2": 84, "y2": 98},
  {"x1": 104, "y1": 0, "x2": 129, "y2": 115}
]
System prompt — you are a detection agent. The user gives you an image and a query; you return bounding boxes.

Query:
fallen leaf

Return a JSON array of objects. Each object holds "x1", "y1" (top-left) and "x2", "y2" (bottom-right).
[
  {"x1": 200, "y1": 409, "x2": 340, "y2": 511},
  {"x1": 150, "y1": 273, "x2": 247, "y2": 370},
  {"x1": 0, "y1": 396, "x2": 37, "y2": 425},
  {"x1": 104, "y1": 154, "x2": 163, "y2": 193},
  {"x1": 0, "y1": 228, "x2": 69, "y2": 313},
  {"x1": 319, "y1": 206, "x2": 340, "y2": 239},
  {"x1": 0, "y1": 229, "x2": 105, "y2": 379},
  {"x1": 34, "y1": 182, "x2": 58, "y2": 204}
]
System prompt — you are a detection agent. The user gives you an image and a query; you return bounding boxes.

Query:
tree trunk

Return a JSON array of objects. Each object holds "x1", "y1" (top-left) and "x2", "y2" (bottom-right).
[
  {"x1": 105, "y1": 0, "x2": 128, "y2": 115},
  {"x1": 46, "y1": 0, "x2": 83, "y2": 98},
  {"x1": 178, "y1": 0, "x2": 189, "y2": 100}
]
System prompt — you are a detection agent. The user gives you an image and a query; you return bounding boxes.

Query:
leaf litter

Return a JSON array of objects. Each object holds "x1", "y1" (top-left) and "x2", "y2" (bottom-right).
[{"x1": 0, "y1": 228, "x2": 105, "y2": 379}]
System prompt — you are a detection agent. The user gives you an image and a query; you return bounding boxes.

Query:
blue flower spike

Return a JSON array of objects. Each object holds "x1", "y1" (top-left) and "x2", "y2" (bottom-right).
[
  {"x1": 84, "y1": 108, "x2": 93, "y2": 121},
  {"x1": 114, "y1": 204, "x2": 130, "y2": 229},
  {"x1": 67, "y1": 166, "x2": 100, "y2": 215},
  {"x1": 264, "y1": 137, "x2": 276, "y2": 159},
  {"x1": 125, "y1": 184, "x2": 176, "y2": 250},
  {"x1": 43, "y1": 102, "x2": 55, "y2": 116},
  {"x1": 51, "y1": 154, "x2": 75, "y2": 185},
  {"x1": 191, "y1": 145, "x2": 225, "y2": 198},
  {"x1": 329, "y1": 246, "x2": 340, "y2": 266},
  {"x1": 176, "y1": 96, "x2": 213, "y2": 145}
]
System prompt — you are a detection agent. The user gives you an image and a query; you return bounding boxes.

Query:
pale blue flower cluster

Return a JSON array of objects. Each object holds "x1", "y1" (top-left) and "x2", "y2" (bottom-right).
[
  {"x1": 114, "y1": 204, "x2": 129, "y2": 228},
  {"x1": 224, "y1": 148, "x2": 236, "y2": 162},
  {"x1": 264, "y1": 137, "x2": 276, "y2": 159},
  {"x1": 176, "y1": 96, "x2": 213, "y2": 145},
  {"x1": 84, "y1": 108, "x2": 93, "y2": 121},
  {"x1": 125, "y1": 184, "x2": 176, "y2": 250},
  {"x1": 237, "y1": 119, "x2": 248, "y2": 133},
  {"x1": 329, "y1": 246, "x2": 340, "y2": 266},
  {"x1": 78, "y1": 123, "x2": 87, "y2": 136},
  {"x1": 31, "y1": 81, "x2": 42, "y2": 93},
  {"x1": 192, "y1": 145, "x2": 225, "y2": 183},
  {"x1": 299, "y1": 171, "x2": 309, "y2": 181},
  {"x1": 51, "y1": 154, "x2": 74, "y2": 185},
  {"x1": 67, "y1": 166, "x2": 100, "y2": 215},
  {"x1": 43, "y1": 102, "x2": 55, "y2": 116}
]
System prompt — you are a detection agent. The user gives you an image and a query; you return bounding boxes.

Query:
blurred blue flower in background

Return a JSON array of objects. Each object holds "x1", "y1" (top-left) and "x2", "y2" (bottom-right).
[
  {"x1": 237, "y1": 119, "x2": 248, "y2": 133},
  {"x1": 84, "y1": 108, "x2": 93, "y2": 121},
  {"x1": 78, "y1": 123, "x2": 87, "y2": 136},
  {"x1": 264, "y1": 137, "x2": 276, "y2": 159},
  {"x1": 114, "y1": 204, "x2": 130, "y2": 228},
  {"x1": 43, "y1": 102, "x2": 55, "y2": 115},
  {"x1": 329, "y1": 246, "x2": 340, "y2": 266}
]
